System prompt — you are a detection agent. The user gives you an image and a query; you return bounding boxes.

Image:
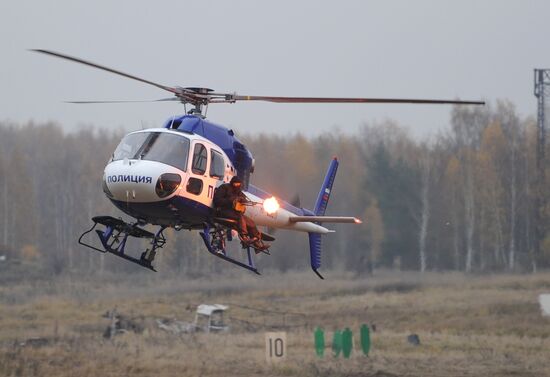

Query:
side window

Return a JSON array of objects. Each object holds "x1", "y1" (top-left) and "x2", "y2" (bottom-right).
[
  {"x1": 186, "y1": 177, "x2": 203, "y2": 195},
  {"x1": 210, "y1": 150, "x2": 225, "y2": 179},
  {"x1": 192, "y1": 143, "x2": 208, "y2": 175}
]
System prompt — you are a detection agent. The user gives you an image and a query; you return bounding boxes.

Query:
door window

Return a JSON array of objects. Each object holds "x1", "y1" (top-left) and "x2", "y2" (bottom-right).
[
  {"x1": 210, "y1": 150, "x2": 225, "y2": 179},
  {"x1": 192, "y1": 143, "x2": 208, "y2": 175}
]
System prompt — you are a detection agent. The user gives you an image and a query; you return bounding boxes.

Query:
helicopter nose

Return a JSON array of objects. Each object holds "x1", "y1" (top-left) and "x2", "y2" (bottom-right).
[
  {"x1": 103, "y1": 160, "x2": 182, "y2": 202},
  {"x1": 103, "y1": 174, "x2": 154, "y2": 201}
]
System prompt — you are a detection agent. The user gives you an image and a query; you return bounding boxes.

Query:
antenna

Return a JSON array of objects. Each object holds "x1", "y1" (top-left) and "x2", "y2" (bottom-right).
[
  {"x1": 533, "y1": 69, "x2": 550, "y2": 267},
  {"x1": 169, "y1": 115, "x2": 176, "y2": 129}
]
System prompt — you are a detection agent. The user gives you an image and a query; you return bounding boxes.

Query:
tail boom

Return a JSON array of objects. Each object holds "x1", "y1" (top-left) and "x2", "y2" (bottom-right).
[
  {"x1": 246, "y1": 157, "x2": 361, "y2": 279},
  {"x1": 289, "y1": 216, "x2": 362, "y2": 224}
]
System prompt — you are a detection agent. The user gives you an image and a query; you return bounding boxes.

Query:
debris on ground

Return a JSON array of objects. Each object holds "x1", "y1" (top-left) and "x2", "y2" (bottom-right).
[
  {"x1": 18, "y1": 337, "x2": 51, "y2": 348},
  {"x1": 407, "y1": 334, "x2": 420, "y2": 346},
  {"x1": 156, "y1": 318, "x2": 196, "y2": 334},
  {"x1": 194, "y1": 304, "x2": 229, "y2": 333},
  {"x1": 102, "y1": 308, "x2": 144, "y2": 339}
]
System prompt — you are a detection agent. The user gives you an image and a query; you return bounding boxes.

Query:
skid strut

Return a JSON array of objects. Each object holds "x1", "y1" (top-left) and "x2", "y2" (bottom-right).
[
  {"x1": 199, "y1": 222, "x2": 261, "y2": 275},
  {"x1": 78, "y1": 216, "x2": 166, "y2": 271}
]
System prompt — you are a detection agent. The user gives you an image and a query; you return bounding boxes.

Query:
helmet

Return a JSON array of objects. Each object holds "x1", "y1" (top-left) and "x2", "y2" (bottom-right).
[{"x1": 230, "y1": 176, "x2": 242, "y2": 185}]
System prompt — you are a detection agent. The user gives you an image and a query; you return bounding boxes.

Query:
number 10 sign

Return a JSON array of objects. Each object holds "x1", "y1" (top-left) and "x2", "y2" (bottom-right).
[{"x1": 265, "y1": 332, "x2": 286, "y2": 363}]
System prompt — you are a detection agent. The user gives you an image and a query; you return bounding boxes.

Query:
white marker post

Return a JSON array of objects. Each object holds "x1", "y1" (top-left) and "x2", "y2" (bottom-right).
[{"x1": 265, "y1": 332, "x2": 286, "y2": 363}]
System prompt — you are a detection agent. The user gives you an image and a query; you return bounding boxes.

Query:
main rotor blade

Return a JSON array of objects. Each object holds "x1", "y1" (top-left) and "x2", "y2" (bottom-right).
[
  {"x1": 232, "y1": 95, "x2": 484, "y2": 105},
  {"x1": 31, "y1": 49, "x2": 178, "y2": 94},
  {"x1": 65, "y1": 98, "x2": 179, "y2": 104}
]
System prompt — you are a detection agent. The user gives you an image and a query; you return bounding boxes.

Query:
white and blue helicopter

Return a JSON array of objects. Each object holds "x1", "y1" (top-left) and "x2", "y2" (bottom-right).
[{"x1": 33, "y1": 50, "x2": 484, "y2": 278}]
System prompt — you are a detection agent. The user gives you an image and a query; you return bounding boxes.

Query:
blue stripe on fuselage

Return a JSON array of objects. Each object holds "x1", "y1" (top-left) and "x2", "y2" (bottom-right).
[{"x1": 247, "y1": 184, "x2": 304, "y2": 216}]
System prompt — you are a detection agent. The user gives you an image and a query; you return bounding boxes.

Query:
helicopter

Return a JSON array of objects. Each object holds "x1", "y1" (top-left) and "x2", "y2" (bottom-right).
[{"x1": 32, "y1": 49, "x2": 484, "y2": 278}]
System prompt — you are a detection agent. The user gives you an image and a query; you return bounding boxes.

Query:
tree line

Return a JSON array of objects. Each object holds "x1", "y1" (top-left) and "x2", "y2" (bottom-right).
[{"x1": 0, "y1": 100, "x2": 548, "y2": 276}]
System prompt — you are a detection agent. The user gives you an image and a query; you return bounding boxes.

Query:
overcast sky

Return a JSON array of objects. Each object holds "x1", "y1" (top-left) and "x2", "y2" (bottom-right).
[{"x1": 1, "y1": 1, "x2": 548, "y2": 138}]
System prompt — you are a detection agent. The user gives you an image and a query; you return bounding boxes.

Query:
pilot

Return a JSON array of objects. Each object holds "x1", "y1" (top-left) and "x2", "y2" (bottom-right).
[{"x1": 213, "y1": 176, "x2": 269, "y2": 251}]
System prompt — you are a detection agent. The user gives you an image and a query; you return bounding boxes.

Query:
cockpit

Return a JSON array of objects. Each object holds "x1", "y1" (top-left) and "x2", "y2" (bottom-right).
[
  {"x1": 113, "y1": 131, "x2": 190, "y2": 171},
  {"x1": 111, "y1": 130, "x2": 228, "y2": 201}
]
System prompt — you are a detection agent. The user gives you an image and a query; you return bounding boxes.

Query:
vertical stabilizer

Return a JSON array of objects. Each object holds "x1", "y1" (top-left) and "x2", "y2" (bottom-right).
[
  {"x1": 313, "y1": 158, "x2": 339, "y2": 216},
  {"x1": 308, "y1": 157, "x2": 339, "y2": 279}
]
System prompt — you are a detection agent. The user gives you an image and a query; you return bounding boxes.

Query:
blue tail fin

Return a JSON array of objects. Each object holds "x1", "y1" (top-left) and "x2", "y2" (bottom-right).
[
  {"x1": 308, "y1": 157, "x2": 339, "y2": 279},
  {"x1": 309, "y1": 233, "x2": 324, "y2": 279},
  {"x1": 313, "y1": 158, "x2": 339, "y2": 216}
]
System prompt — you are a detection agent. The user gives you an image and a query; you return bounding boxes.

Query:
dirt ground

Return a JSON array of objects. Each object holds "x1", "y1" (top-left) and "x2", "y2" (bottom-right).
[{"x1": 0, "y1": 269, "x2": 549, "y2": 377}]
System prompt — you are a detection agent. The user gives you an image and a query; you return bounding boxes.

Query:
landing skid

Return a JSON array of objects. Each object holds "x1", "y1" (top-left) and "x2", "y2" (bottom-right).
[
  {"x1": 78, "y1": 216, "x2": 166, "y2": 271},
  {"x1": 79, "y1": 216, "x2": 273, "y2": 274},
  {"x1": 200, "y1": 221, "x2": 266, "y2": 275}
]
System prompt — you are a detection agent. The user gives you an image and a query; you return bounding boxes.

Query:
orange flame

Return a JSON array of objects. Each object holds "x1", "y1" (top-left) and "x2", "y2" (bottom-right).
[{"x1": 263, "y1": 197, "x2": 280, "y2": 214}]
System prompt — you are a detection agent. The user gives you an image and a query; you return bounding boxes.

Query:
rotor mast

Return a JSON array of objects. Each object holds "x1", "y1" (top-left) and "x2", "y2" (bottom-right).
[{"x1": 178, "y1": 87, "x2": 213, "y2": 116}]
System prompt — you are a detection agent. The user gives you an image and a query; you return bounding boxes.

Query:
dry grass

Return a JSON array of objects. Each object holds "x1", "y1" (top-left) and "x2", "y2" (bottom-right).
[{"x1": 1, "y1": 270, "x2": 549, "y2": 376}]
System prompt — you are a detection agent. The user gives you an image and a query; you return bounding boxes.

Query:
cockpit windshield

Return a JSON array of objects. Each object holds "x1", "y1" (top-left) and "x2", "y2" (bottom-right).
[{"x1": 113, "y1": 132, "x2": 190, "y2": 172}]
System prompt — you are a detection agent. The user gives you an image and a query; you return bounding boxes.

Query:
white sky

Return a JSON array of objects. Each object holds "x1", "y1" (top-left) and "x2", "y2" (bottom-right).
[{"x1": 0, "y1": 1, "x2": 548, "y2": 138}]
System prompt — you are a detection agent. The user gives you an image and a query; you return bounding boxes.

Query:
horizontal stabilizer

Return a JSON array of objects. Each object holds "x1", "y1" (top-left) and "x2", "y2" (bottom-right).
[{"x1": 290, "y1": 216, "x2": 362, "y2": 224}]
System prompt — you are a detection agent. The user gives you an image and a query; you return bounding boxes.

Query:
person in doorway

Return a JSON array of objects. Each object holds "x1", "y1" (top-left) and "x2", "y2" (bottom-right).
[{"x1": 213, "y1": 176, "x2": 269, "y2": 251}]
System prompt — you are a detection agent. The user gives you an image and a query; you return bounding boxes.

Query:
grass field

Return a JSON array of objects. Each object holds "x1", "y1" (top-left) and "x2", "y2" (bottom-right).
[{"x1": 0, "y1": 269, "x2": 549, "y2": 377}]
